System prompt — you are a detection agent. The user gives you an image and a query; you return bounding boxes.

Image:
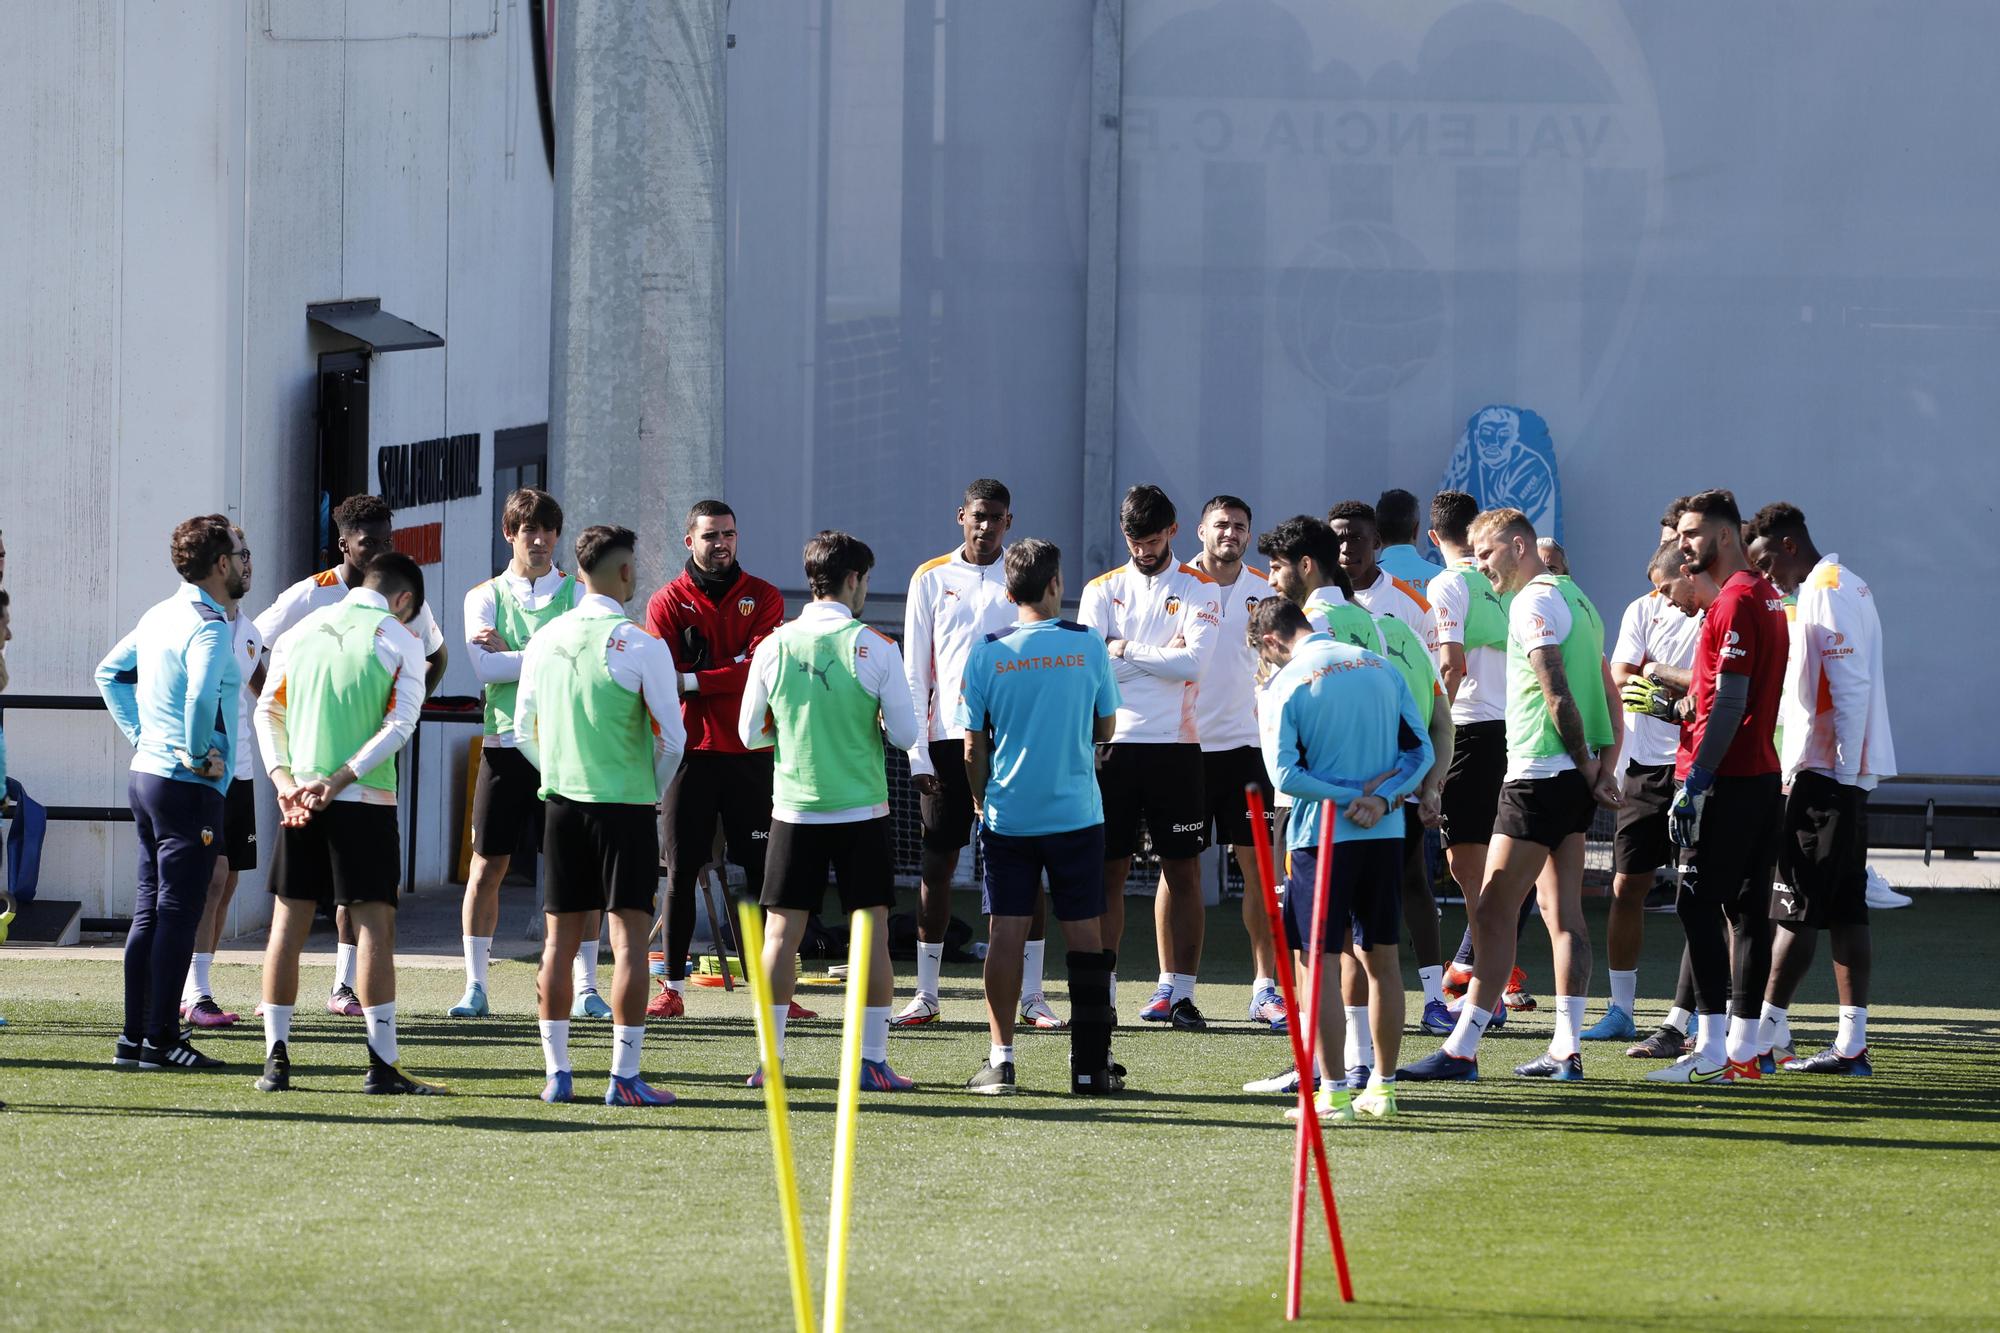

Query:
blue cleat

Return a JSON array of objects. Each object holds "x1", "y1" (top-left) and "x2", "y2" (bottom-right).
[
  {"x1": 540, "y1": 1070, "x2": 574, "y2": 1103},
  {"x1": 859, "y1": 1058, "x2": 916, "y2": 1092},
  {"x1": 1782, "y1": 1046, "x2": 1872, "y2": 1076},
  {"x1": 572, "y1": 988, "x2": 613, "y2": 1020},
  {"x1": 1487, "y1": 1003, "x2": 1507, "y2": 1029},
  {"x1": 1249, "y1": 987, "x2": 1289, "y2": 1034},
  {"x1": 1420, "y1": 998, "x2": 1456, "y2": 1036},
  {"x1": 1397, "y1": 1050, "x2": 1479, "y2": 1082},
  {"x1": 1139, "y1": 984, "x2": 1175, "y2": 1023},
  {"x1": 1581, "y1": 1004, "x2": 1637, "y2": 1042},
  {"x1": 604, "y1": 1074, "x2": 676, "y2": 1106},
  {"x1": 1344, "y1": 1064, "x2": 1371, "y2": 1092},
  {"x1": 446, "y1": 982, "x2": 490, "y2": 1018}
]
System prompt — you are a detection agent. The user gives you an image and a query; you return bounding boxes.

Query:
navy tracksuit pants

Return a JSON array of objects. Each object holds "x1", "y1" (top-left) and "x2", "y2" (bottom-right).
[{"x1": 124, "y1": 773, "x2": 223, "y2": 1045}]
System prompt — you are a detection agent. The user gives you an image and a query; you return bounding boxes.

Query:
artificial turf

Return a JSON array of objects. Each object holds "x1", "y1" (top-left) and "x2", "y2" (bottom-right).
[{"x1": 1, "y1": 892, "x2": 1995, "y2": 1330}]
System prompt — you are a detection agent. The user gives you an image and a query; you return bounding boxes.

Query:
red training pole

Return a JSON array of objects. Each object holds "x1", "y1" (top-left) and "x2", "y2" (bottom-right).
[{"x1": 1245, "y1": 787, "x2": 1355, "y2": 1314}]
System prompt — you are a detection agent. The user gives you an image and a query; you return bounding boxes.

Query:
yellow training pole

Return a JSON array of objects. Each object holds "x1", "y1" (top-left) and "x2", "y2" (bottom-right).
[
  {"x1": 738, "y1": 903, "x2": 817, "y2": 1333},
  {"x1": 823, "y1": 909, "x2": 874, "y2": 1333}
]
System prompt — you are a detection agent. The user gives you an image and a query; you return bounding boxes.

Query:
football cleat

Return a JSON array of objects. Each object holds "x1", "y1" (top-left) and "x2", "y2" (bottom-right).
[
  {"x1": 571, "y1": 988, "x2": 612, "y2": 1020},
  {"x1": 890, "y1": 995, "x2": 940, "y2": 1028},
  {"x1": 1442, "y1": 962, "x2": 1473, "y2": 1001},
  {"x1": 858, "y1": 1058, "x2": 915, "y2": 1092},
  {"x1": 181, "y1": 997, "x2": 239, "y2": 1029},
  {"x1": 1353, "y1": 1083, "x2": 1398, "y2": 1120},
  {"x1": 1722, "y1": 1057, "x2": 1762, "y2": 1083},
  {"x1": 140, "y1": 1037, "x2": 224, "y2": 1071},
  {"x1": 1345, "y1": 1064, "x2": 1371, "y2": 1093},
  {"x1": 112, "y1": 1037, "x2": 146, "y2": 1069},
  {"x1": 1071, "y1": 1064, "x2": 1126, "y2": 1095},
  {"x1": 1285, "y1": 1088, "x2": 1356, "y2": 1124},
  {"x1": 363, "y1": 1052, "x2": 449, "y2": 1096},
  {"x1": 1397, "y1": 1050, "x2": 1479, "y2": 1082},
  {"x1": 1168, "y1": 998, "x2": 1208, "y2": 1032},
  {"x1": 254, "y1": 1041, "x2": 290, "y2": 1093},
  {"x1": 1783, "y1": 1046, "x2": 1873, "y2": 1076},
  {"x1": 745, "y1": 1066, "x2": 767, "y2": 1089},
  {"x1": 1626, "y1": 1024, "x2": 1688, "y2": 1060},
  {"x1": 326, "y1": 985, "x2": 364, "y2": 1018},
  {"x1": 604, "y1": 1074, "x2": 676, "y2": 1106},
  {"x1": 965, "y1": 1060, "x2": 1017, "y2": 1096},
  {"x1": 646, "y1": 983, "x2": 685, "y2": 1019},
  {"x1": 446, "y1": 982, "x2": 490, "y2": 1018},
  {"x1": 1019, "y1": 993, "x2": 1067, "y2": 1031},
  {"x1": 1582, "y1": 1005, "x2": 1638, "y2": 1043},
  {"x1": 1515, "y1": 1052, "x2": 1584, "y2": 1081},
  {"x1": 540, "y1": 1070, "x2": 575, "y2": 1103},
  {"x1": 1139, "y1": 985, "x2": 1176, "y2": 1023},
  {"x1": 1502, "y1": 967, "x2": 1537, "y2": 1011},
  {"x1": 1863, "y1": 867, "x2": 1911, "y2": 910},
  {"x1": 1249, "y1": 988, "x2": 1289, "y2": 1033},
  {"x1": 1419, "y1": 998, "x2": 1456, "y2": 1036},
  {"x1": 1243, "y1": 1066, "x2": 1317, "y2": 1095},
  {"x1": 1643, "y1": 1054, "x2": 1732, "y2": 1084},
  {"x1": 787, "y1": 1000, "x2": 818, "y2": 1021},
  {"x1": 1757, "y1": 1042, "x2": 1798, "y2": 1075}
]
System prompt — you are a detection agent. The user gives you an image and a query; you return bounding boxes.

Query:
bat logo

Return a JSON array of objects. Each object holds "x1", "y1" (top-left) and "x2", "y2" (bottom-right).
[
  {"x1": 200, "y1": 827, "x2": 215, "y2": 847},
  {"x1": 796, "y1": 658, "x2": 832, "y2": 690},
  {"x1": 1165, "y1": 595, "x2": 1182, "y2": 617},
  {"x1": 736, "y1": 596, "x2": 757, "y2": 617},
  {"x1": 317, "y1": 623, "x2": 354, "y2": 649}
]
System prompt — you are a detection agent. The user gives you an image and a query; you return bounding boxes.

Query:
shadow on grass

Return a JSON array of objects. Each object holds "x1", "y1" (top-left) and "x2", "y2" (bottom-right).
[{"x1": 3, "y1": 1101, "x2": 762, "y2": 1133}]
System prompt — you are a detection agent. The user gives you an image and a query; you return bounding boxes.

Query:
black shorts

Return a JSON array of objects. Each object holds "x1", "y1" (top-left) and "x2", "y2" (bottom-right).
[
  {"x1": 1281, "y1": 839, "x2": 1403, "y2": 953},
  {"x1": 1686, "y1": 772, "x2": 1782, "y2": 917},
  {"x1": 270, "y1": 802, "x2": 400, "y2": 908},
  {"x1": 471, "y1": 744, "x2": 545, "y2": 857},
  {"x1": 1774, "y1": 771, "x2": 1869, "y2": 927},
  {"x1": 1202, "y1": 746, "x2": 1273, "y2": 847},
  {"x1": 1440, "y1": 720, "x2": 1505, "y2": 847},
  {"x1": 221, "y1": 778, "x2": 258, "y2": 870},
  {"x1": 544, "y1": 795, "x2": 660, "y2": 915},
  {"x1": 919, "y1": 739, "x2": 977, "y2": 854},
  {"x1": 1098, "y1": 742, "x2": 1208, "y2": 861},
  {"x1": 663, "y1": 750, "x2": 773, "y2": 893},
  {"x1": 761, "y1": 817, "x2": 896, "y2": 915},
  {"x1": 1613, "y1": 762, "x2": 1677, "y2": 874},
  {"x1": 1493, "y1": 769, "x2": 1597, "y2": 851},
  {"x1": 981, "y1": 824, "x2": 1106, "y2": 921}
]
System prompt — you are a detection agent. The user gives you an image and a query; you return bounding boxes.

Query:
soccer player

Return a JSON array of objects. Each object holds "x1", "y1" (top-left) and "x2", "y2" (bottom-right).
[
  {"x1": 1254, "y1": 598, "x2": 1433, "y2": 1122},
  {"x1": 1585, "y1": 539, "x2": 1703, "y2": 1043},
  {"x1": 895, "y1": 480, "x2": 1038, "y2": 1028},
  {"x1": 1327, "y1": 500, "x2": 1454, "y2": 1032},
  {"x1": 517, "y1": 526, "x2": 687, "y2": 1105},
  {"x1": 252, "y1": 552, "x2": 442, "y2": 1094},
  {"x1": 1400, "y1": 508, "x2": 1622, "y2": 1082},
  {"x1": 450, "y1": 488, "x2": 580, "y2": 1019},
  {"x1": 94, "y1": 516, "x2": 247, "y2": 1070},
  {"x1": 1537, "y1": 538, "x2": 1569, "y2": 576},
  {"x1": 1078, "y1": 485, "x2": 1222, "y2": 1030},
  {"x1": 1183, "y1": 496, "x2": 1288, "y2": 1032},
  {"x1": 1374, "y1": 488, "x2": 1445, "y2": 596},
  {"x1": 643, "y1": 499, "x2": 787, "y2": 1018},
  {"x1": 958, "y1": 540, "x2": 1123, "y2": 1094},
  {"x1": 255, "y1": 494, "x2": 448, "y2": 1017},
  {"x1": 1257, "y1": 516, "x2": 1383, "y2": 651},
  {"x1": 181, "y1": 527, "x2": 263, "y2": 1029},
  {"x1": 1644, "y1": 489, "x2": 1789, "y2": 1085},
  {"x1": 1745, "y1": 503, "x2": 1895, "y2": 1075},
  {"x1": 739, "y1": 531, "x2": 919, "y2": 1091}
]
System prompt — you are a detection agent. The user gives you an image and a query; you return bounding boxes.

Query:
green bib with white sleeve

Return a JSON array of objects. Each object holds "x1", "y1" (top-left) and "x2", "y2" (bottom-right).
[
  {"x1": 767, "y1": 618, "x2": 887, "y2": 813},
  {"x1": 282, "y1": 602, "x2": 401, "y2": 795},
  {"x1": 529, "y1": 611, "x2": 658, "y2": 805},
  {"x1": 483, "y1": 572, "x2": 580, "y2": 738},
  {"x1": 1506, "y1": 575, "x2": 1614, "y2": 762}
]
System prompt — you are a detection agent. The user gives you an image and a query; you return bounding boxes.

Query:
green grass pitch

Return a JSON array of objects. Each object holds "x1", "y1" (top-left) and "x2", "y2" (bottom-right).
[{"x1": 1, "y1": 894, "x2": 1995, "y2": 1330}]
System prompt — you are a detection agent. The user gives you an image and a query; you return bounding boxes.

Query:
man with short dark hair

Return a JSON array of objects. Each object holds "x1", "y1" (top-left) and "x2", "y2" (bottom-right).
[
  {"x1": 740, "y1": 531, "x2": 920, "y2": 1090},
  {"x1": 1079, "y1": 486, "x2": 1222, "y2": 1030},
  {"x1": 959, "y1": 539, "x2": 1124, "y2": 1094},
  {"x1": 95, "y1": 515, "x2": 248, "y2": 1071},
  {"x1": 644, "y1": 500, "x2": 787, "y2": 1019},
  {"x1": 450, "y1": 488, "x2": 580, "y2": 1018},
  {"x1": 1375, "y1": 488, "x2": 1444, "y2": 596},
  {"x1": 1644, "y1": 490, "x2": 1789, "y2": 1085},
  {"x1": 1745, "y1": 503, "x2": 1895, "y2": 1075},
  {"x1": 254, "y1": 493, "x2": 448, "y2": 1016},
  {"x1": 518, "y1": 526, "x2": 686, "y2": 1104},
  {"x1": 1257, "y1": 516, "x2": 1381, "y2": 652},
  {"x1": 253, "y1": 552, "x2": 441, "y2": 1094}
]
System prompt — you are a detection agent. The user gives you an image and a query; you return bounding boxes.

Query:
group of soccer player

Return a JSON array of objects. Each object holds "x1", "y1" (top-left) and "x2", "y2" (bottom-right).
[{"x1": 83, "y1": 467, "x2": 1894, "y2": 1115}]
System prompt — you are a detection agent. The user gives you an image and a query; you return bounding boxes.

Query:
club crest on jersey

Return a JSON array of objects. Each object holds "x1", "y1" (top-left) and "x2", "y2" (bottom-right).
[
  {"x1": 736, "y1": 595, "x2": 757, "y2": 617},
  {"x1": 200, "y1": 827, "x2": 215, "y2": 847},
  {"x1": 1165, "y1": 595, "x2": 1182, "y2": 617}
]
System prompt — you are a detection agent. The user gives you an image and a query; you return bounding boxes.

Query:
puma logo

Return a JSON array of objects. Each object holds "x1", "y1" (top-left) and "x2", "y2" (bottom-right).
[
  {"x1": 317, "y1": 623, "x2": 354, "y2": 649},
  {"x1": 796, "y1": 658, "x2": 832, "y2": 691},
  {"x1": 1384, "y1": 638, "x2": 1414, "y2": 668},
  {"x1": 550, "y1": 643, "x2": 586, "y2": 673}
]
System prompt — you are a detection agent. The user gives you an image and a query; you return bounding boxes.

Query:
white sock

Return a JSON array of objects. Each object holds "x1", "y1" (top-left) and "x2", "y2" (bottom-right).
[
  {"x1": 1725, "y1": 1015, "x2": 1758, "y2": 1064},
  {"x1": 1550, "y1": 995, "x2": 1585, "y2": 1059},
  {"x1": 363, "y1": 1002, "x2": 399, "y2": 1065},
  {"x1": 1168, "y1": 972, "x2": 1196, "y2": 1004},
  {"x1": 1253, "y1": 975, "x2": 1276, "y2": 998},
  {"x1": 1835, "y1": 1005, "x2": 1867, "y2": 1057},
  {"x1": 1021, "y1": 938, "x2": 1047, "y2": 999},
  {"x1": 263, "y1": 1003, "x2": 293, "y2": 1055},
  {"x1": 769, "y1": 1004, "x2": 789, "y2": 1060},
  {"x1": 334, "y1": 943, "x2": 358, "y2": 991},
  {"x1": 1417, "y1": 965, "x2": 1444, "y2": 1005},
  {"x1": 186, "y1": 952, "x2": 214, "y2": 1003},
  {"x1": 667, "y1": 977, "x2": 686, "y2": 994},
  {"x1": 1666, "y1": 1005, "x2": 1694, "y2": 1035},
  {"x1": 1609, "y1": 969, "x2": 1638, "y2": 1016},
  {"x1": 862, "y1": 1005, "x2": 890, "y2": 1063},
  {"x1": 1343, "y1": 1006, "x2": 1374, "y2": 1070},
  {"x1": 915, "y1": 942, "x2": 943, "y2": 1002},
  {"x1": 465, "y1": 936, "x2": 492, "y2": 988},
  {"x1": 1695, "y1": 1012, "x2": 1727, "y2": 1064},
  {"x1": 1108, "y1": 970, "x2": 1118, "y2": 1003},
  {"x1": 989, "y1": 1043, "x2": 1014, "y2": 1068},
  {"x1": 574, "y1": 939, "x2": 601, "y2": 993},
  {"x1": 1441, "y1": 1003, "x2": 1490, "y2": 1059},
  {"x1": 1758, "y1": 1001, "x2": 1790, "y2": 1052},
  {"x1": 611, "y1": 1024, "x2": 644, "y2": 1079},
  {"x1": 539, "y1": 1018, "x2": 572, "y2": 1075}
]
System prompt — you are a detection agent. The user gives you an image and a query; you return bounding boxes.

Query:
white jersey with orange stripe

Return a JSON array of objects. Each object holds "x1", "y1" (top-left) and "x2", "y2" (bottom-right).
[
  {"x1": 902, "y1": 546, "x2": 1015, "y2": 777},
  {"x1": 1352, "y1": 566, "x2": 1438, "y2": 654},
  {"x1": 1077, "y1": 556, "x2": 1222, "y2": 745},
  {"x1": 1190, "y1": 561, "x2": 1270, "y2": 753}
]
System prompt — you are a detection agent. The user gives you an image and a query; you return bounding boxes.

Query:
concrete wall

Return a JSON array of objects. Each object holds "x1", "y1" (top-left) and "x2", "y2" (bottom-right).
[{"x1": 1, "y1": 0, "x2": 553, "y2": 927}]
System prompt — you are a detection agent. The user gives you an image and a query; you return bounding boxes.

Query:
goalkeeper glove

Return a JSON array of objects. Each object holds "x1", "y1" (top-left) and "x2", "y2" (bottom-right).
[
  {"x1": 1668, "y1": 765, "x2": 1715, "y2": 848},
  {"x1": 1621, "y1": 675, "x2": 1678, "y2": 722}
]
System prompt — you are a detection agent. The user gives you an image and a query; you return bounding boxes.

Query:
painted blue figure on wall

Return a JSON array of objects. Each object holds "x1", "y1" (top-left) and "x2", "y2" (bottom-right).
[{"x1": 1439, "y1": 405, "x2": 1562, "y2": 544}]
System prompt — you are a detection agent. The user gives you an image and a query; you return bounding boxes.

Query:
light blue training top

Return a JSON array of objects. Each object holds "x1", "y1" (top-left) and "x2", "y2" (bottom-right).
[
  {"x1": 94, "y1": 582, "x2": 241, "y2": 792},
  {"x1": 956, "y1": 618, "x2": 1120, "y2": 837}
]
